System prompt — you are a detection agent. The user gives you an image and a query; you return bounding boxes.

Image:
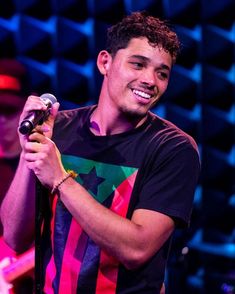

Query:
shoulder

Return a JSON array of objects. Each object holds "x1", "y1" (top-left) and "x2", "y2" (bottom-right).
[
  {"x1": 147, "y1": 111, "x2": 199, "y2": 154},
  {"x1": 55, "y1": 105, "x2": 95, "y2": 127},
  {"x1": 52, "y1": 105, "x2": 95, "y2": 142}
]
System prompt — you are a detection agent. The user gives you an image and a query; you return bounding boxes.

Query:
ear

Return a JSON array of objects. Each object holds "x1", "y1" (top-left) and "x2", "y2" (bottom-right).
[{"x1": 97, "y1": 50, "x2": 111, "y2": 75}]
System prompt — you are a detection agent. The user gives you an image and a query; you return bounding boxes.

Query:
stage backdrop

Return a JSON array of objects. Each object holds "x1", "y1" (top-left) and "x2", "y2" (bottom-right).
[{"x1": 0, "y1": 0, "x2": 234, "y2": 293}]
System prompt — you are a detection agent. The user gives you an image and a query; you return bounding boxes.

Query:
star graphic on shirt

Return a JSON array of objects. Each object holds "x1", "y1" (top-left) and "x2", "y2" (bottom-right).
[{"x1": 79, "y1": 166, "x2": 105, "y2": 196}]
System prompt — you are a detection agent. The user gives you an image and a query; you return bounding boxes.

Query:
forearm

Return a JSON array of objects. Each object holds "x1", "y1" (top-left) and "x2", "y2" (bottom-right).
[
  {"x1": 57, "y1": 177, "x2": 174, "y2": 269},
  {"x1": 0, "y1": 153, "x2": 36, "y2": 252}
]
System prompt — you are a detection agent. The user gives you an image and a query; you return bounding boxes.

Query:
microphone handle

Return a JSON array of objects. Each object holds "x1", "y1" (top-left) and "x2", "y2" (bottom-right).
[{"x1": 19, "y1": 108, "x2": 50, "y2": 135}]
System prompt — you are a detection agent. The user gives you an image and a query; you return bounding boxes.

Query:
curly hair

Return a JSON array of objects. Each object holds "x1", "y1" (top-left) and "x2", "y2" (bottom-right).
[{"x1": 106, "y1": 11, "x2": 181, "y2": 63}]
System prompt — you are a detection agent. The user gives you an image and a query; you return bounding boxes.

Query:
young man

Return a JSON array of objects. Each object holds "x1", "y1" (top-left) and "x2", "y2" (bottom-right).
[{"x1": 1, "y1": 12, "x2": 200, "y2": 293}]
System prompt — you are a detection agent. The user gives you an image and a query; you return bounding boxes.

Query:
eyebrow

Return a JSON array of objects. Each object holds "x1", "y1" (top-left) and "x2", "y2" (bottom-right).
[{"x1": 129, "y1": 54, "x2": 171, "y2": 71}]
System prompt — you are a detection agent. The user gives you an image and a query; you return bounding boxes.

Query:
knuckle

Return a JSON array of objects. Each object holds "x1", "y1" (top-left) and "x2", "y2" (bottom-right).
[
  {"x1": 35, "y1": 160, "x2": 42, "y2": 169},
  {"x1": 40, "y1": 153, "x2": 47, "y2": 160}
]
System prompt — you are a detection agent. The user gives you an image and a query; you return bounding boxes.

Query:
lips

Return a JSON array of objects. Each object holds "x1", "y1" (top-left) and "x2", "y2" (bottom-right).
[
  {"x1": 133, "y1": 89, "x2": 151, "y2": 99},
  {"x1": 132, "y1": 89, "x2": 154, "y2": 105}
]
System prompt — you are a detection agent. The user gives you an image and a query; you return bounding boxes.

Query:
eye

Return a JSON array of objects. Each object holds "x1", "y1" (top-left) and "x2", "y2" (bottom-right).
[
  {"x1": 130, "y1": 62, "x2": 144, "y2": 69},
  {"x1": 158, "y1": 71, "x2": 169, "y2": 80}
]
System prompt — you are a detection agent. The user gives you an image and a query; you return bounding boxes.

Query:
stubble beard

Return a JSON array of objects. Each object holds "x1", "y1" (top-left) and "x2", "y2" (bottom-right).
[{"x1": 118, "y1": 103, "x2": 148, "y2": 125}]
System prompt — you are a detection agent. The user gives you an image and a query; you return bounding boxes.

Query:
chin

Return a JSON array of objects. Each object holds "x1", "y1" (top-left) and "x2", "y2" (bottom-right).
[{"x1": 121, "y1": 105, "x2": 148, "y2": 120}]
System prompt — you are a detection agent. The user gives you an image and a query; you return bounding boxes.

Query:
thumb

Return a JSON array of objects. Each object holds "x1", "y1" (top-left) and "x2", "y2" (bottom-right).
[
  {"x1": 36, "y1": 102, "x2": 60, "y2": 135},
  {"x1": 47, "y1": 102, "x2": 60, "y2": 128}
]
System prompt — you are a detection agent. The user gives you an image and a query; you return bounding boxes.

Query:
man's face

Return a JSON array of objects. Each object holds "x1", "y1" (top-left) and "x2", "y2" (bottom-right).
[{"x1": 102, "y1": 37, "x2": 173, "y2": 119}]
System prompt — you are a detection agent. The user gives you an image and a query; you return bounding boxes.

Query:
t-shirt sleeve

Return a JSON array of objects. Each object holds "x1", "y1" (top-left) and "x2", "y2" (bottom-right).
[{"x1": 135, "y1": 140, "x2": 200, "y2": 227}]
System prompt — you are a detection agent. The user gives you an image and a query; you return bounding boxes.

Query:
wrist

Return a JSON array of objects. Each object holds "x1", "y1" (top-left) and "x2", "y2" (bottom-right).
[{"x1": 51, "y1": 170, "x2": 78, "y2": 195}]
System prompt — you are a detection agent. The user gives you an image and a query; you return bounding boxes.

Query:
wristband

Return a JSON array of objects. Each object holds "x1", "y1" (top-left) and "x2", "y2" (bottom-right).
[{"x1": 51, "y1": 169, "x2": 78, "y2": 194}]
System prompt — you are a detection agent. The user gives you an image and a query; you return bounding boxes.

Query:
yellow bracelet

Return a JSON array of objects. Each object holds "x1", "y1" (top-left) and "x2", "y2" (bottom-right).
[{"x1": 51, "y1": 169, "x2": 78, "y2": 194}]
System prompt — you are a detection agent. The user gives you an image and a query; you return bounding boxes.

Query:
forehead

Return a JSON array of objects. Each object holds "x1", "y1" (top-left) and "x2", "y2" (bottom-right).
[{"x1": 119, "y1": 37, "x2": 173, "y2": 67}]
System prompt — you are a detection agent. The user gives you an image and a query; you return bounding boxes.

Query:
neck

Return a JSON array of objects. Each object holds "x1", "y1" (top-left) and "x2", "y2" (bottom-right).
[{"x1": 90, "y1": 105, "x2": 147, "y2": 136}]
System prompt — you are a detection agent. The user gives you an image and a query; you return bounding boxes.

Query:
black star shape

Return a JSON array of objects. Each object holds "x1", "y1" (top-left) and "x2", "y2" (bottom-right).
[{"x1": 79, "y1": 167, "x2": 105, "y2": 196}]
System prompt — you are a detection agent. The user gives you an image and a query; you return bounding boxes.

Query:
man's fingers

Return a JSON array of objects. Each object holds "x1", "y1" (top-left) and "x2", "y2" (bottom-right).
[
  {"x1": 47, "y1": 102, "x2": 60, "y2": 127},
  {"x1": 28, "y1": 132, "x2": 49, "y2": 144},
  {"x1": 51, "y1": 102, "x2": 60, "y2": 117},
  {"x1": 24, "y1": 141, "x2": 42, "y2": 154},
  {"x1": 19, "y1": 95, "x2": 48, "y2": 122},
  {"x1": 34, "y1": 124, "x2": 50, "y2": 134},
  {"x1": 33, "y1": 102, "x2": 60, "y2": 135}
]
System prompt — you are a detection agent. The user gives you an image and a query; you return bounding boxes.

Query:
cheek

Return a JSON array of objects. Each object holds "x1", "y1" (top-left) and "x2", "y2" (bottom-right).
[
  {"x1": 109, "y1": 62, "x2": 134, "y2": 82},
  {"x1": 108, "y1": 69, "x2": 126, "y2": 92},
  {"x1": 159, "y1": 80, "x2": 169, "y2": 94}
]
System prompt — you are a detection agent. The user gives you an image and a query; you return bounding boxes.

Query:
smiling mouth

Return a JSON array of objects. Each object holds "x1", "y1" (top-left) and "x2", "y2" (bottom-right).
[{"x1": 132, "y1": 89, "x2": 154, "y2": 100}]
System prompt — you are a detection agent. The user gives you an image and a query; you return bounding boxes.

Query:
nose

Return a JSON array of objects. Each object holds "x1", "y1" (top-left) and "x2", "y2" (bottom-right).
[{"x1": 140, "y1": 68, "x2": 156, "y2": 88}]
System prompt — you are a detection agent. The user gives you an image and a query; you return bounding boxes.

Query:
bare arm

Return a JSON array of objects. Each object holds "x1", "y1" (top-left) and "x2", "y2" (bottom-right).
[
  {"x1": 58, "y1": 178, "x2": 175, "y2": 269},
  {"x1": 0, "y1": 95, "x2": 60, "y2": 253}
]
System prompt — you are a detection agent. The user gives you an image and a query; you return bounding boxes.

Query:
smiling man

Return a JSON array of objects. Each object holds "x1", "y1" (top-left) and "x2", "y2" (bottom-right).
[
  {"x1": 92, "y1": 37, "x2": 172, "y2": 135},
  {"x1": 1, "y1": 12, "x2": 200, "y2": 293}
]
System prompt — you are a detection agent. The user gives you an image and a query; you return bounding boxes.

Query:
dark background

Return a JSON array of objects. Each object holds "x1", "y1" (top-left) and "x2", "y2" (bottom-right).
[{"x1": 0, "y1": 0, "x2": 234, "y2": 293}]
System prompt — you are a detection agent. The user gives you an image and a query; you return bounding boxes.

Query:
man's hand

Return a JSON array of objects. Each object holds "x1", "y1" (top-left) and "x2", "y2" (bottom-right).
[
  {"x1": 23, "y1": 131, "x2": 67, "y2": 190},
  {"x1": 18, "y1": 95, "x2": 60, "y2": 148},
  {"x1": 18, "y1": 95, "x2": 63, "y2": 189}
]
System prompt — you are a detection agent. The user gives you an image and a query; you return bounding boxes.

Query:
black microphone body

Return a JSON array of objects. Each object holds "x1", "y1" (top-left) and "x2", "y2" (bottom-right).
[{"x1": 19, "y1": 93, "x2": 57, "y2": 135}]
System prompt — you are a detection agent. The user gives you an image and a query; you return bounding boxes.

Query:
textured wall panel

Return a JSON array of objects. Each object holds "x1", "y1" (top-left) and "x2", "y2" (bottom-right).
[{"x1": 0, "y1": 0, "x2": 234, "y2": 292}]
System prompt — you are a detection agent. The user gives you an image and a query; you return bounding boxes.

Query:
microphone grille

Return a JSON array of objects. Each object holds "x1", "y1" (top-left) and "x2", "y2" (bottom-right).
[{"x1": 40, "y1": 93, "x2": 57, "y2": 104}]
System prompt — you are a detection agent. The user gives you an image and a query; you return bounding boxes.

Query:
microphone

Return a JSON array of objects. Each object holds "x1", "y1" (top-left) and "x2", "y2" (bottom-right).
[{"x1": 19, "y1": 93, "x2": 57, "y2": 135}]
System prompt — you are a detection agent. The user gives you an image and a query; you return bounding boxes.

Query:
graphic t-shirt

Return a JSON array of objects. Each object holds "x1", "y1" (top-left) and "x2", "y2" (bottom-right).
[{"x1": 41, "y1": 105, "x2": 200, "y2": 293}]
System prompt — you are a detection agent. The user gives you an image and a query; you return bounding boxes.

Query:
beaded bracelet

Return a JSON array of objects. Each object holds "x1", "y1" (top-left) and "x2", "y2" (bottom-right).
[{"x1": 51, "y1": 169, "x2": 78, "y2": 194}]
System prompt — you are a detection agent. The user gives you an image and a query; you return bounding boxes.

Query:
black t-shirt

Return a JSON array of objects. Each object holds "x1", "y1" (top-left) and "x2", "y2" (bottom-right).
[{"x1": 41, "y1": 105, "x2": 200, "y2": 293}]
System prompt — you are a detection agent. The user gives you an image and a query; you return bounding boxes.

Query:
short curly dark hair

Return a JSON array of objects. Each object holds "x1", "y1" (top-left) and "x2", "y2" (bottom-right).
[{"x1": 106, "y1": 11, "x2": 181, "y2": 63}]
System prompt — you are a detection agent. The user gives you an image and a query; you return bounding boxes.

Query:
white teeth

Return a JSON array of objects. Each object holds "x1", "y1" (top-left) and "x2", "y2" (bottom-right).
[{"x1": 133, "y1": 89, "x2": 151, "y2": 99}]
